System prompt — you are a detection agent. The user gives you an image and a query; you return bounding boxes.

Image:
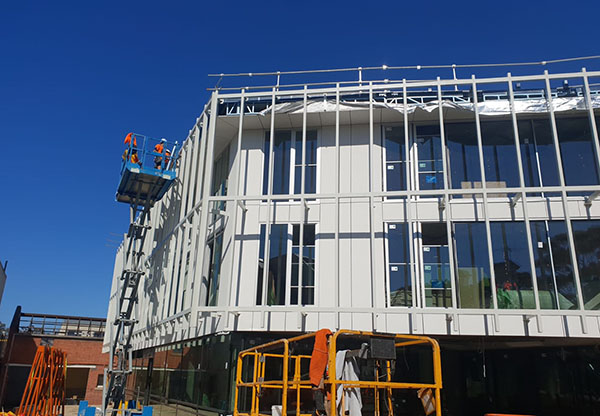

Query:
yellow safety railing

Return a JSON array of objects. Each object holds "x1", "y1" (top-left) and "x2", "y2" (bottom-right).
[{"x1": 234, "y1": 330, "x2": 443, "y2": 416}]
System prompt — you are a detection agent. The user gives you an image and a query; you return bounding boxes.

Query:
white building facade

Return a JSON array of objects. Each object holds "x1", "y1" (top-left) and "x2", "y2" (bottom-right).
[{"x1": 105, "y1": 68, "x2": 600, "y2": 415}]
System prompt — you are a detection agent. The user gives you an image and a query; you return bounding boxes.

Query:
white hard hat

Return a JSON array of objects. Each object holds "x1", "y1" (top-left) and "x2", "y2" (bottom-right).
[{"x1": 160, "y1": 138, "x2": 167, "y2": 142}]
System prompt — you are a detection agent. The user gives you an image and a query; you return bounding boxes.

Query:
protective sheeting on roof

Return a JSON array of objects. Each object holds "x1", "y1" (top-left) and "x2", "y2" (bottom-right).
[{"x1": 259, "y1": 96, "x2": 600, "y2": 117}]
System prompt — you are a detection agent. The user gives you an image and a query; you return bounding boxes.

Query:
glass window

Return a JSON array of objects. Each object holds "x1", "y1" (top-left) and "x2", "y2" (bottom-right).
[
  {"x1": 291, "y1": 224, "x2": 315, "y2": 305},
  {"x1": 445, "y1": 122, "x2": 482, "y2": 195},
  {"x1": 518, "y1": 119, "x2": 561, "y2": 188},
  {"x1": 387, "y1": 223, "x2": 412, "y2": 306},
  {"x1": 490, "y1": 222, "x2": 535, "y2": 309},
  {"x1": 294, "y1": 130, "x2": 317, "y2": 194},
  {"x1": 556, "y1": 117, "x2": 600, "y2": 186},
  {"x1": 257, "y1": 223, "x2": 315, "y2": 306},
  {"x1": 384, "y1": 126, "x2": 407, "y2": 191},
  {"x1": 206, "y1": 232, "x2": 223, "y2": 306},
  {"x1": 481, "y1": 121, "x2": 520, "y2": 189},
  {"x1": 421, "y1": 223, "x2": 452, "y2": 307},
  {"x1": 416, "y1": 126, "x2": 444, "y2": 193},
  {"x1": 530, "y1": 220, "x2": 578, "y2": 309},
  {"x1": 571, "y1": 220, "x2": 600, "y2": 310},
  {"x1": 453, "y1": 222, "x2": 492, "y2": 308},
  {"x1": 263, "y1": 131, "x2": 292, "y2": 195}
]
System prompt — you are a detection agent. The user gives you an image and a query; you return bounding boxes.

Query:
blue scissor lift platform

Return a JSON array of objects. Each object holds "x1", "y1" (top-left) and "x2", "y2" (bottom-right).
[
  {"x1": 116, "y1": 133, "x2": 179, "y2": 205},
  {"x1": 105, "y1": 133, "x2": 178, "y2": 415}
]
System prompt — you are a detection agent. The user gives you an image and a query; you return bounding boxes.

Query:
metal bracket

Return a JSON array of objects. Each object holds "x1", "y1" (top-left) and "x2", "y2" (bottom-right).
[
  {"x1": 510, "y1": 193, "x2": 522, "y2": 207},
  {"x1": 237, "y1": 200, "x2": 248, "y2": 212},
  {"x1": 584, "y1": 191, "x2": 600, "y2": 207},
  {"x1": 438, "y1": 196, "x2": 446, "y2": 211}
]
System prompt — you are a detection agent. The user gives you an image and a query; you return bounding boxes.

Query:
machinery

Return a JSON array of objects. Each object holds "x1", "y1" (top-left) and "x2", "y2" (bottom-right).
[
  {"x1": 103, "y1": 134, "x2": 179, "y2": 414},
  {"x1": 234, "y1": 330, "x2": 443, "y2": 416}
]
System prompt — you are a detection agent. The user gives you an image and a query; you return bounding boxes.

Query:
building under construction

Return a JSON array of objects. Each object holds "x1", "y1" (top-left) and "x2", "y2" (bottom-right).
[{"x1": 105, "y1": 61, "x2": 600, "y2": 416}]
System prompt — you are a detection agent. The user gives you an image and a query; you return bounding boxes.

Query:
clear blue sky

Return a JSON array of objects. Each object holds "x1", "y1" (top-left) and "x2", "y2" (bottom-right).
[{"x1": 1, "y1": 0, "x2": 599, "y2": 324}]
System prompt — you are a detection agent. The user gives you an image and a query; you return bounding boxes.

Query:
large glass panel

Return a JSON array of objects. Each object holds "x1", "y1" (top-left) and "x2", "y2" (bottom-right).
[
  {"x1": 416, "y1": 125, "x2": 444, "y2": 193},
  {"x1": 529, "y1": 221, "x2": 578, "y2": 309},
  {"x1": 256, "y1": 225, "x2": 266, "y2": 305},
  {"x1": 263, "y1": 131, "x2": 292, "y2": 195},
  {"x1": 387, "y1": 223, "x2": 412, "y2": 306},
  {"x1": 571, "y1": 220, "x2": 600, "y2": 310},
  {"x1": 518, "y1": 119, "x2": 561, "y2": 188},
  {"x1": 445, "y1": 122, "x2": 482, "y2": 196},
  {"x1": 453, "y1": 222, "x2": 492, "y2": 308},
  {"x1": 490, "y1": 222, "x2": 535, "y2": 309},
  {"x1": 384, "y1": 126, "x2": 407, "y2": 191},
  {"x1": 266, "y1": 224, "x2": 288, "y2": 305},
  {"x1": 291, "y1": 224, "x2": 316, "y2": 305},
  {"x1": 294, "y1": 130, "x2": 317, "y2": 194},
  {"x1": 481, "y1": 121, "x2": 520, "y2": 190},
  {"x1": 556, "y1": 117, "x2": 600, "y2": 186},
  {"x1": 206, "y1": 232, "x2": 223, "y2": 306},
  {"x1": 421, "y1": 222, "x2": 451, "y2": 307}
]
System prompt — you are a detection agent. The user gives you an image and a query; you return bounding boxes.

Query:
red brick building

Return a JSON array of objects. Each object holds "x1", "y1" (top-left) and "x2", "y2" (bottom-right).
[{"x1": 0, "y1": 307, "x2": 108, "y2": 408}]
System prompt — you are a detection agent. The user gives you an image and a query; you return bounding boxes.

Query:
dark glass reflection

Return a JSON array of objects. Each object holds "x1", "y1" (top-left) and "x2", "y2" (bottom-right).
[
  {"x1": 529, "y1": 221, "x2": 578, "y2": 309},
  {"x1": 263, "y1": 131, "x2": 292, "y2": 195},
  {"x1": 388, "y1": 223, "x2": 412, "y2": 306},
  {"x1": 267, "y1": 224, "x2": 288, "y2": 305},
  {"x1": 206, "y1": 232, "x2": 223, "y2": 306},
  {"x1": 556, "y1": 117, "x2": 600, "y2": 186},
  {"x1": 416, "y1": 126, "x2": 444, "y2": 193},
  {"x1": 571, "y1": 220, "x2": 600, "y2": 310},
  {"x1": 445, "y1": 122, "x2": 482, "y2": 195},
  {"x1": 518, "y1": 119, "x2": 561, "y2": 187},
  {"x1": 481, "y1": 121, "x2": 520, "y2": 189},
  {"x1": 421, "y1": 222, "x2": 451, "y2": 307},
  {"x1": 291, "y1": 224, "x2": 315, "y2": 305},
  {"x1": 454, "y1": 222, "x2": 492, "y2": 308},
  {"x1": 294, "y1": 130, "x2": 317, "y2": 194},
  {"x1": 490, "y1": 222, "x2": 535, "y2": 309},
  {"x1": 385, "y1": 126, "x2": 407, "y2": 191}
]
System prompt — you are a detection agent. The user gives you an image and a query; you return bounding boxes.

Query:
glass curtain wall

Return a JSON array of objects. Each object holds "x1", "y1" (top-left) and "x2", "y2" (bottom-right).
[
  {"x1": 453, "y1": 222, "x2": 492, "y2": 308},
  {"x1": 387, "y1": 223, "x2": 412, "y2": 306},
  {"x1": 571, "y1": 220, "x2": 600, "y2": 310}
]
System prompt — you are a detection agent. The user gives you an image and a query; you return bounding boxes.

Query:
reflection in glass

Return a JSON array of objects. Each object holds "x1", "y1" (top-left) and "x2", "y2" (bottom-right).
[
  {"x1": 387, "y1": 223, "x2": 412, "y2": 306},
  {"x1": 421, "y1": 222, "x2": 452, "y2": 307},
  {"x1": 385, "y1": 126, "x2": 407, "y2": 191},
  {"x1": 481, "y1": 121, "x2": 520, "y2": 189},
  {"x1": 291, "y1": 224, "x2": 315, "y2": 305},
  {"x1": 206, "y1": 232, "x2": 223, "y2": 306},
  {"x1": 445, "y1": 122, "x2": 482, "y2": 196},
  {"x1": 518, "y1": 119, "x2": 561, "y2": 188},
  {"x1": 263, "y1": 131, "x2": 292, "y2": 195},
  {"x1": 416, "y1": 126, "x2": 444, "y2": 194},
  {"x1": 294, "y1": 130, "x2": 317, "y2": 194},
  {"x1": 556, "y1": 117, "x2": 600, "y2": 186},
  {"x1": 490, "y1": 222, "x2": 535, "y2": 309},
  {"x1": 529, "y1": 221, "x2": 578, "y2": 309},
  {"x1": 268, "y1": 224, "x2": 288, "y2": 305},
  {"x1": 571, "y1": 220, "x2": 600, "y2": 310},
  {"x1": 453, "y1": 222, "x2": 492, "y2": 308}
]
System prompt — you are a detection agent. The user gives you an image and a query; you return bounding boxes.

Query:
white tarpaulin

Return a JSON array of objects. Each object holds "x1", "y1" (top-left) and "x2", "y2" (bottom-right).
[{"x1": 259, "y1": 96, "x2": 600, "y2": 116}]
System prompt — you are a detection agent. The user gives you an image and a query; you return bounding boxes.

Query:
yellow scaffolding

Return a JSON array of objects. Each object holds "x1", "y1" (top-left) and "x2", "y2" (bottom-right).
[{"x1": 234, "y1": 330, "x2": 442, "y2": 416}]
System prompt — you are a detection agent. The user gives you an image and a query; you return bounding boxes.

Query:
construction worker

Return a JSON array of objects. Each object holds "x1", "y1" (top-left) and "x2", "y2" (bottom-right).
[
  {"x1": 122, "y1": 133, "x2": 141, "y2": 166},
  {"x1": 154, "y1": 138, "x2": 167, "y2": 169},
  {"x1": 123, "y1": 132, "x2": 137, "y2": 148}
]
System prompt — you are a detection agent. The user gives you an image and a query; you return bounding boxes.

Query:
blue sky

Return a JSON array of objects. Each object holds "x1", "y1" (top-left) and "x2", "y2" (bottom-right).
[{"x1": 1, "y1": 0, "x2": 599, "y2": 324}]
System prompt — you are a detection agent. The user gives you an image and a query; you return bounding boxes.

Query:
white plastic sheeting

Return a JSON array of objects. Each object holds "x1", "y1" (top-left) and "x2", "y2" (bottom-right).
[{"x1": 259, "y1": 96, "x2": 600, "y2": 117}]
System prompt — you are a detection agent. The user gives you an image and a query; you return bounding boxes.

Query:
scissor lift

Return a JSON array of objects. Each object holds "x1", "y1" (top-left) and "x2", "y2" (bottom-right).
[
  {"x1": 104, "y1": 134, "x2": 179, "y2": 414},
  {"x1": 235, "y1": 330, "x2": 443, "y2": 416}
]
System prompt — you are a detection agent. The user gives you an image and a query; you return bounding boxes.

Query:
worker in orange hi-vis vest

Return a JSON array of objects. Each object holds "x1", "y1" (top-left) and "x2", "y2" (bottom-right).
[
  {"x1": 122, "y1": 133, "x2": 141, "y2": 166},
  {"x1": 154, "y1": 138, "x2": 167, "y2": 169},
  {"x1": 123, "y1": 132, "x2": 137, "y2": 148}
]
